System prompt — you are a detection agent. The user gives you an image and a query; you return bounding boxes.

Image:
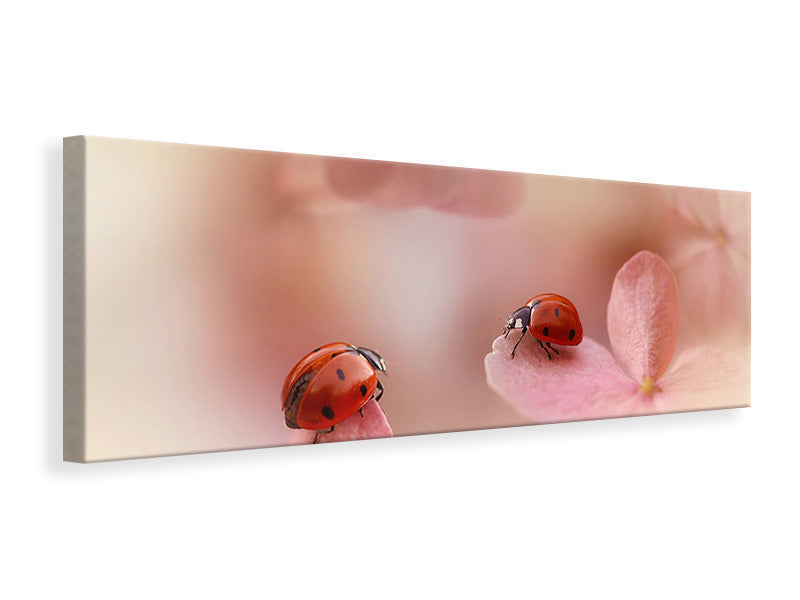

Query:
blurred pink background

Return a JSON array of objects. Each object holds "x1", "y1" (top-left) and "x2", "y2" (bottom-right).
[{"x1": 81, "y1": 137, "x2": 750, "y2": 460}]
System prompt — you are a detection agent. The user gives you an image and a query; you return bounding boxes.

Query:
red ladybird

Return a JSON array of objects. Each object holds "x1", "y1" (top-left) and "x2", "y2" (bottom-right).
[
  {"x1": 503, "y1": 293, "x2": 583, "y2": 359},
  {"x1": 281, "y1": 343, "x2": 387, "y2": 434}
]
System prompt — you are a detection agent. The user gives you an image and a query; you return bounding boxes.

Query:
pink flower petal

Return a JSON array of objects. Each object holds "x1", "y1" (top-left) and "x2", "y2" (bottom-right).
[
  {"x1": 671, "y1": 188, "x2": 750, "y2": 240},
  {"x1": 607, "y1": 250, "x2": 680, "y2": 383},
  {"x1": 277, "y1": 153, "x2": 524, "y2": 215},
  {"x1": 396, "y1": 163, "x2": 461, "y2": 207},
  {"x1": 670, "y1": 241, "x2": 750, "y2": 347},
  {"x1": 288, "y1": 398, "x2": 393, "y2": 445},
  {"x1": 485, "y1": 334, "x2": 656, "y2": 423},
  {"x1": 656, "y1": 345, "x2": 750, "y2": 412},
  {"x1": 425, "y1": 169, "x2": 526, "y2": 217},
  {"x1": 662, "y1": 189, "x2": 750, "y2": 347},
  {"x1": 325, "y1": 157, "x2": 397, "y2": 201},
  {"x1": 273, "y1": 154, "x2": 329, "y2": 202}
]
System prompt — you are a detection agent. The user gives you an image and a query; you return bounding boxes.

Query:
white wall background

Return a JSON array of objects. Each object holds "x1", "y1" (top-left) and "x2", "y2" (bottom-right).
[{"x1": 3, "y1": 1, "x2": 797, "y2": 598}]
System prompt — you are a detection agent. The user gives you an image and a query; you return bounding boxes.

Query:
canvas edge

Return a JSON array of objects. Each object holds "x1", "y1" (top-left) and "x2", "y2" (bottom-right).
[{"x1": 63, "y1": 135, "x2": 86, "y2": 463}]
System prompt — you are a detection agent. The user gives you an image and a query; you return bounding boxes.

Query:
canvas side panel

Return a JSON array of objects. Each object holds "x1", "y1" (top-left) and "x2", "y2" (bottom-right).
[{"x1": 63, "y1": 136, "x2": 86, "y2": 462}]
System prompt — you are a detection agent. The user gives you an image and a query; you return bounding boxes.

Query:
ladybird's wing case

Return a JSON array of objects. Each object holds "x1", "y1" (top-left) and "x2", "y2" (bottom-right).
[
  {"x1": 553, "y1": 294, "x2": 580, "y2": 315},
  {"x1": 527, "y1": 293, "x2": 578, "y2": 312},
  {"x1": 295, "y1": 352, "x2": 378, "y2": 430},
  {"x1": 281, "y1": 342, "x2": 354, "y2": 406},
  {"x1": 525, "y1": 295, "x2": 545, "y2": 308},
  {"x1": 530, "y1": 299, "x2": 583, "y2": 346}
]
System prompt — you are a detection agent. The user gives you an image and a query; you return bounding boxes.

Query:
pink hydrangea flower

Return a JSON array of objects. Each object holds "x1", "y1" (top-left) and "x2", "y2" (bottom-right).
[
  {"x1": 288, "y1": 398, "x2": 393, "y2": 445},
  {"x1": 661, "y1": 188, "x2": 750, "y2": 347},
  {"x1": 485, "y1": 251, "x2": 749, "y2": 423}
]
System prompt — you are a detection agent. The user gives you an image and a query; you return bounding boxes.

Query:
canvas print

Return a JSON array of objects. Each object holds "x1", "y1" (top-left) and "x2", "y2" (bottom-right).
[{"x1": 63, "y1": 136, "x2": 750, "y2": 462}]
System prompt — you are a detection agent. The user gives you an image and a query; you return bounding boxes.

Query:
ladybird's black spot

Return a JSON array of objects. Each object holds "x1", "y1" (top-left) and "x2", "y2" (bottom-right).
[
  {"x1": 360, "y1": 384, "x2": 368, "y2": 397},
  {"x1": 531, "y1": 299, "x2": 542, "y2": 308},
  {"x1": 322, "y1": 406, "x2": 335, "y2": 420},
  {"x1": 543, "y1": 326, "x2": 549, "y2": 337},
  {"x1": 569, "y1": 328, "x2": 576, "y2": 341},
  {"x1": 336, "y1": 368, "x2": 345, "y2": 381},
  {"x1": 554, "y1": 308, "x2": 559, "y2": 317}
]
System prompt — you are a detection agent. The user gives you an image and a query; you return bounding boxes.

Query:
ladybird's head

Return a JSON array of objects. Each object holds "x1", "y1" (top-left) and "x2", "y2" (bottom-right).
[
  {"x1": 357, "y1": 346, "x2": 387, "y2": 373},
  {"x1": 503, "y1": 306, "x2": 532, "y2": 337}
]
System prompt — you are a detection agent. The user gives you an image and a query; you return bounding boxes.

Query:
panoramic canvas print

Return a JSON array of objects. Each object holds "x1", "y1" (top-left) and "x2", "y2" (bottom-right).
[{"x1": 63, "y1": 136, "x2": 750, "y2": 462}]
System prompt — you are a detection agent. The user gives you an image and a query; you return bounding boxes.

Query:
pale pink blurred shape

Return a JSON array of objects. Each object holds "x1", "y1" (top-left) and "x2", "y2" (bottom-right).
[
  {"x1": 485, "y1": 251, "x2": 749, "y2": 423},
  {"x1": 287, "y1": 399, "x2": 393, "y2": 445},
  {"x1": 663, "y1": 188, "x2": 750, "y2": 347},
  {"x1": 274, "y1": 154, "x2": 524, "y2": 216},
  {"x1": 425, "y1": 168, "x2": 526, "y2": 217},
  {"x1": 272, "y1": 153, "x2": 328, "y2": 200},
  {"x1": 326, "y1": 157, "x2": 397, "y2": 200}
]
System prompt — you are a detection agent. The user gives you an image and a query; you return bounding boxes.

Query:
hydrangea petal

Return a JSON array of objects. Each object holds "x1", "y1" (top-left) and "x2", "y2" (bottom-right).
[
  {"x1": 655, "y1": 345, "x2": 750, "y2": 412},
  {"x1": 607, "y1": 250, "x2": 680, "y2": 382},
  {"x1": 427, "y1": 169, "x2": 525, "y2": 217},
  {"x1": 325, "y1": 157, "x2": 397, "y2": 200},
  {"x1": 485, "y1": 334, "x2": 655, "y2": 423},
  {"x1": 664, "y1": 190, "x2": 750, "y2": 347},
  {"x1": 289, "y1": 398, "x2": 393, "y2": 446},
  {"x1": 671, "y1": 243, "x2": 750, "y2": 346},
  {"x1": 275, "y1": 154, "x2": 523, "y2": 215}
]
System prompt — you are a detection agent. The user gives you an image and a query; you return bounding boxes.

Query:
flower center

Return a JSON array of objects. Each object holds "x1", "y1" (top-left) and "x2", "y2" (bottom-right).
[
  {"x1": 715, "y1": 231, "x2": 726, "y2": 245},
  {"x1": 639, "y1": 376, "x2": 657, "y2": 394}
]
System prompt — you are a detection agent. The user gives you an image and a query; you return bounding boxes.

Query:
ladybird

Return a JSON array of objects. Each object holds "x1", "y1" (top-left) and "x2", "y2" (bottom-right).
[
  {"x1": 281, "y1": 343, "x2": 387, "y2": 435},
  {"x1": 503, "y1": 293, "x2": 583, "y2": 359}
]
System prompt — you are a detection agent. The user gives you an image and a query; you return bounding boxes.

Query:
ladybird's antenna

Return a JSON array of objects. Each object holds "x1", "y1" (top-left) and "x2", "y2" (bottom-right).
[{"x1": 499, "y1": 316, "x2": 509, "y2": 335}]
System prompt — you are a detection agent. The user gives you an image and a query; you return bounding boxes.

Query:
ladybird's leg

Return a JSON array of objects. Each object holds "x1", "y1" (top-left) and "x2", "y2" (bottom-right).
[
  {"x1": 537, "y1": 338, "x2": 552, "y2": 360},
  {"x1": 313, "y1": 426, "x2": 335, "y2": 443},
  {"x1": 313, "y1": 428, "x2": 334, "y2": 444},
  {"x1": 510, "y1": 328, "x2": 527, "y2": 358},
  {"x1": 374, "y1": 379, "x2": 384, "y2": 402},
  {"x1": 546, "y1": 342, "x2": 560, "y2": 356},
  {"x1": 359, "y1": 408, "x2": 364, "y2": 418}
]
